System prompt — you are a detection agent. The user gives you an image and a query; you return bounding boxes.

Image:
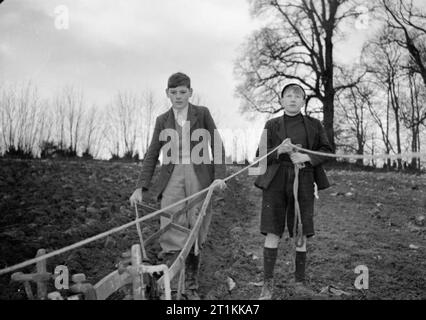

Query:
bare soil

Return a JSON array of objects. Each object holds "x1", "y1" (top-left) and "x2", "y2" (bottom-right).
[{"x1": 0, "y1": 159, "x2": 425, "y2": 300}]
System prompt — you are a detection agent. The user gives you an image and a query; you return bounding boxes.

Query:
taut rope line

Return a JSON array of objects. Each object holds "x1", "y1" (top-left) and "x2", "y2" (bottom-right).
[
  {"x1": 0, "y1": 143, "x2": 424, "y2": 276},
  {"x1": 0, "y1": 144, "x2": 282, "y2": 276}
]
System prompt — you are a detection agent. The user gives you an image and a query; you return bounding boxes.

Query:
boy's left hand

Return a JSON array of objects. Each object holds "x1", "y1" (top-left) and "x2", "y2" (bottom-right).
[
  {"x1": 212, "y1": 179, "x2": 227, "y2": 191},
  {"x1": 290, "y1": 152, "x2": 311, "y2": 164}
]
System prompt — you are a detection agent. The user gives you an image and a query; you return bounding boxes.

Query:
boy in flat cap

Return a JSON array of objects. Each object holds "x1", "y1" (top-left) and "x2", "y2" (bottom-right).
[
  {"x1": 254, "y1": 83, "x2": 332, "y2": 299},
  {"x1": 130, "y1": 72, "x2": 226, "y2": 299}
]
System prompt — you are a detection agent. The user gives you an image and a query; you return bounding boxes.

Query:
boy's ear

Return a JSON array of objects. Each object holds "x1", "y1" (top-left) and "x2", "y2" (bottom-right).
[
  {"x1": 189, "y1": 88, "x2": 193, "y2": 97},
  {"x1": 165, "y1": 88, "x2": 170, "y2": 97}
]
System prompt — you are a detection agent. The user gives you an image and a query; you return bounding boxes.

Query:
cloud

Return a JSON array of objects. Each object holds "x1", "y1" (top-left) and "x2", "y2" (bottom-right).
[{"x1": 0, "y1": 0, "x2": 263, "y2": 132}]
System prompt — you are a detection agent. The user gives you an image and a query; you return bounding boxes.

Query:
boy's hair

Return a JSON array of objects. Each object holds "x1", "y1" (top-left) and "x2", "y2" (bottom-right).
[
  {"x1": 281, "y1": 83, "x2": 306, "y2": 99},
  {"x1": 167, "y1": 72, "x2": 191, "y2": 89}
]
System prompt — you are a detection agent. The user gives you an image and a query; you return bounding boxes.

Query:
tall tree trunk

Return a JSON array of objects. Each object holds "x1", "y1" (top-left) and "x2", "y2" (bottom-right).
[
  {"x1": 390, "y1": 84, "x2": 402, "y2": 169},
  {"x1": 386, "y1": 91, "x2": 391, "y2": 168},
  {"x1": 417, "y1": 129, "x2": 421, "y2": 170},
  {"x1": 411, "y1": 125, "x2": 418, "y2": 169},
  {"x1": 410, "y1": 72, "x2": 422, "y2": 171},
  {"x1": 324, "y1": 19, "x2": 335, "y2": 152},
  {"x1": 393, "y1": 106, "x2": 402, "y2": 169},
  {"x1": 356, "y1": 137, "x2": 364, "y2": 166}
]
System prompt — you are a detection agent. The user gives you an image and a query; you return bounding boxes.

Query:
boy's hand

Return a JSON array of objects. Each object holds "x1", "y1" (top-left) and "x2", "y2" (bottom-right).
[
  {"x1": 129, "y1": 188, "x2": 143, "y2": 206},
  {"x1": 290, "y1": 152, "x2": 311, "y2": 164},
  {"x1": 277, "y1": 138, "x2": 293, "y2": 155},
  {"x1": 212, "y1": 179, "x2": 227, "y2": 191}
]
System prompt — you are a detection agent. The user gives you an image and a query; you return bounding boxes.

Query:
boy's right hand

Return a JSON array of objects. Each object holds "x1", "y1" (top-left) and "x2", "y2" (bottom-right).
[
  {"x1": 129, "y1": 188, "x2": 143, "y2": 206},
  {"x1": 277, "y1": 138, "x2": 293, "y2": 155}
]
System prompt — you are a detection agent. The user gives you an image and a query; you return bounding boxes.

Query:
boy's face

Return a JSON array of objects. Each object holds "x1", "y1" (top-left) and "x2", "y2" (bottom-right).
[
  {"x1": 280, "y1": 87, "x2": 305, "y2": 115},
  {"x1": 166, "y1": 86, "x2": 193, "y2": 110}
]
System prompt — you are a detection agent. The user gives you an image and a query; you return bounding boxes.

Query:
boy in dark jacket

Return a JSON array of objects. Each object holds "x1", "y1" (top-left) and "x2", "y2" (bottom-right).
[{"x1": 254, "y1": 83, "x2": 332, "y2": 299}]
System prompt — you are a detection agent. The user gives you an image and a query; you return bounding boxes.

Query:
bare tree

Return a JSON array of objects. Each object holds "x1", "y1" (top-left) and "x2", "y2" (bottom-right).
[
  {"x1": 141, "y1": 91, "x2": 158, "y2": 158},
  {"x1": 36, "y1": 99, "x2": 54, "y2": 156},
  {"x1": 0, "y1": 85, "x2": 16, "y2": 152},
  {"x1": 366, "y1": 87, "x2": 396, "y2": 167},
  {"x1": 362, "y1": 28, "x2": 406, "y2": 168},
  {"x1": 235, "y1": 0, "x2": 370, "y2": 151},
  {"x1": 378, "y1": 0, "x2": 426, "y2": 169},
  {"x1": 401, "y1": 70, "x2": 426, "y2": 169},
  {"x1": 106, "y1": 91, "x2": 142, "y2": 159},
  {"x1": 0, "y1": 82, "x2": 44, "y2": 157},
  {"x1": 81, "y1": 104, "x2": 104, "y2": 158},
  {"x1": 53, "y1": 92, "x2": 66, "y2": 151},
  {"x1": 336, "y1": 83, "x2": 370, "y2": 165},
  {"x1": 52, "y1": 86, "x2": 85, "y2": 155},
  {"x1": 66, "y1": 87, "x2": 84, "y2": 154},
  {"x1": 380, "y1": 0, "x2": 426, "y2": 87}
]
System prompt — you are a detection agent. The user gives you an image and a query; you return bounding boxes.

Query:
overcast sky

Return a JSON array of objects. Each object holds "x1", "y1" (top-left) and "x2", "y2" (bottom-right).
[
  {"x1": 0, "y1": 0, "x2": 388, "y2": 158},
  {"x1": 0, "y1": 0, "x2": 263, "y2": 126}
]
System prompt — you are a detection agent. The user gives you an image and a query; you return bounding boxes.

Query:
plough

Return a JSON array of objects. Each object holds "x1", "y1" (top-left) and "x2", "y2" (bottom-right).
[{"x1": 10, "y1": 180, "x2": 218, "y2": 300}]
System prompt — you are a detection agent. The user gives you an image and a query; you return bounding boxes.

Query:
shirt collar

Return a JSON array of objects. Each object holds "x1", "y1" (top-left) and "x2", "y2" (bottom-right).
[{"x1": 172, "y1": 104, "x2": 189, "y2": 120}]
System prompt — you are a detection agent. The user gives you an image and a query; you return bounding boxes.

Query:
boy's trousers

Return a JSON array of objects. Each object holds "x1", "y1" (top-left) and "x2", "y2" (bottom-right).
[
  {"x1": 159, "y1": 164, "x2": 212, "y2": 253},
  {"x1": 260, "y1": 162, "x2": 315, "y2": 238}
]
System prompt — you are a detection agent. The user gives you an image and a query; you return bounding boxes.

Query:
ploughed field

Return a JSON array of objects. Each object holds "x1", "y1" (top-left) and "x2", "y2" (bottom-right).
[{"x1": 0, "y1": 159, "x2": 425, "y2": 299}]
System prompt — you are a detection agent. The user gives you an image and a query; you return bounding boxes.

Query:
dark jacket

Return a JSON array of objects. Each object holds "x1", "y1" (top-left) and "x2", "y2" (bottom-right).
[
  {"x1": 138, "y1": 103, "x2": 226, "y2": 200},
  {"x1": 254, "y1": 114, "x2": 332, "y2": 190}
]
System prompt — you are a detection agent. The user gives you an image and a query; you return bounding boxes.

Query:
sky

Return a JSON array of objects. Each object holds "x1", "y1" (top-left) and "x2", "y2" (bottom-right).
[
  {"x1": 0, "y1": 1, "x2": 263, "y2": 124},
  {"x1": 0, "y1": 0, "x2": 385, "y2": 159}
]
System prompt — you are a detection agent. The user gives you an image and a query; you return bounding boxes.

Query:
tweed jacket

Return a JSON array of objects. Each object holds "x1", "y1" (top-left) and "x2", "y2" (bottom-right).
[{"x1": 138, "y1": 103, "x2": 226, "y2": 200}]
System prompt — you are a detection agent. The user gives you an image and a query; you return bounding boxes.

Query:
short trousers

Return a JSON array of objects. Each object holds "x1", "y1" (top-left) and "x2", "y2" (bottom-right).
[{"x1": 260, "y1": 162, "x2": 315, "y2": 238}]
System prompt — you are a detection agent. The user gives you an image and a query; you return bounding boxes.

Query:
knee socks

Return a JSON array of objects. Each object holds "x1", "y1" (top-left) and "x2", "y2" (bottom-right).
[{"x1": 263, "y1": 247, "x2": 278, "y2": 280}]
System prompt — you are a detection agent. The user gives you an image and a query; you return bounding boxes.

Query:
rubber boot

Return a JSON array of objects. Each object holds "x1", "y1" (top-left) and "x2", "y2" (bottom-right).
[
  {"x1": 184, "y1": 252, "x2": 201, "y2": 300},
  {"x1": 259, "y1": 278, "x2": 274, "y2": 300}
]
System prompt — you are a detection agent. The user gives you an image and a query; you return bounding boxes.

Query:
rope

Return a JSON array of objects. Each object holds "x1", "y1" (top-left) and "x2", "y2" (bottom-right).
[
  {"x1": 292, "y1": 164, "x2": 304, "y2": 249},
  {"x1": 134, "y1": 204, "x2": 148, "y2": 260},
  {"x1": 291, "y1": 146, "x2": 426, "y2": 161},
  {"x1": 1, "y1": 141, "x2": 425, "y2": 276},
  {"x1": 286, "y1": 145, "x2": 426, "y2": 272},
  {"x1": 0, "y1": 144, "x2": 281, "y2": 276}
]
